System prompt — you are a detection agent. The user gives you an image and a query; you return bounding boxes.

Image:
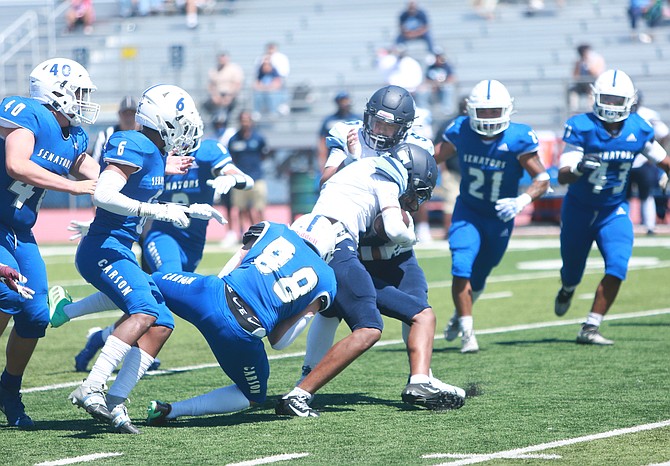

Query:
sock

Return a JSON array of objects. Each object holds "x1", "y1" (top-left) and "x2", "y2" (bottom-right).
[
  {"x1": 169, "y1": 384, "x2": 250, "y2": 419},
  {"x1": 585, "y1": 312, "x2": 603, "y2": 328},
  {"x1": 562, "y1": 284, "x2": 577, "y2": 292},
  {"x1": 65, "y1": 291, "x2": 117, "y2": 319},
  {"x1": 85, "y1": 330, "x2": 105, "y2": 352},
  {"x1": 401, "y1": 322, "x2": 410, "y2": 345},
  {"x1": 0, "y1": 369, "x2": 22, "y2": 393},
  {"x1": 459, "y1": 315, "x2": 474, "y2": 333},
  {"x1": 84, "y1": 335, "x2": 131, "y2": 388},
  {"x1": 642, "y1": 196, "x2": 656, "y2": 231},
  {"x1": 302, "y1": 314, "x2": 339, "y2": 371},
  {"x1": 100, "y1": 324, "x2": 115, "y2": 341},
  {"x1": 409, "y1": 374, "x2": 430, "y2": 384},
  {"x1": 107, "y1": 346, "x2": 154, "y2": 408},
  {"x1": 286, "y1": 386, "x2": 312, "y2": 400}
]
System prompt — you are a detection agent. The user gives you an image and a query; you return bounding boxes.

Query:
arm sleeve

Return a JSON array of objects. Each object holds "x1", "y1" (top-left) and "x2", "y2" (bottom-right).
[
  {"x1": 642, "y1": 140, "x2": 668, "y2": 164},
  {"x1": 92, "y1": 169, "x2": 141, "y2": 216}
]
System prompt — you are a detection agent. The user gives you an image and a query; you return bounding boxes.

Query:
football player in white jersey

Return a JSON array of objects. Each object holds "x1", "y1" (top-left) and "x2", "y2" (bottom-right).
[{"x1": 277, "y1": 143, "x2": 466, "y2": 417}]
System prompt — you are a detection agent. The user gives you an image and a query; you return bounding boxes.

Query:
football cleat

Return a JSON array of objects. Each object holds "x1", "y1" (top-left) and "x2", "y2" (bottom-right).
[
  {"x1": 275, "y1": 394, "x2": 319, "y2": 418},
  {"x1": 460, "y1": 329, "x2": 479, "y2": 353},
  {"x1": 401, "y1": 382, "x2": 465, "y2": 410},
  {"x1": 110, "y1": 403, "x2": 141, "y2": 434},
  {"x1": 148, "y1": 358, "x2": 162, "y2": 372},
  {"x1": 74, "y1": 327, "x2": 104, "y2": 372},
  {"x1": 429, "y1": 377, "x2": 467, "y2": 401},
  {"x1": 48, "y1": 285, "x2": 72, "y2": 328},
  {"x1": 554, "y1": 287, "x2": 574, "y2": 317},
  {"x1": 146, "y1": 400, "x2": 172, "y2": 426},
  {"x1": 69, "y1": 383, "x2": 113, "y2": 423},
  {"x1": 444, "y1": 316, "x2": 461, "y2": 341},
  {"x1": 0, "y1": 384, "x2": 35, "y2": 430},
  {"x1": 576, "y1": 324, "x2": 614, "y2": 346}
]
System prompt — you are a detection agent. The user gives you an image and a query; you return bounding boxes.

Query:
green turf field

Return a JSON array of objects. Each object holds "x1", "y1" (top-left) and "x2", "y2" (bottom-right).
[{"x1": 1, "y1": 237, "x2": 669, "y2": 465}]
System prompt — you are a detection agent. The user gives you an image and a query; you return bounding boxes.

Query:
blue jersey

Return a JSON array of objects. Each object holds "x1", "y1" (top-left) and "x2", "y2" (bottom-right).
[
  {"x1": 87, "y1": 130, "x2": 165, "y2": 244},
  {"x1": 0, "y1": 96, "x2": 88, "y2": 231},
  {"x1": 443, "y1": 116, "x2": 538, "y2": 218},
  {"x1": 222, "y1": 222, "x2": 337, "y2": 333},
  {"x1": 563, "y1": 112, "x2": 654, "y2": 208},
  {"x1": 150, "y1": 139, "x2": 232, "y2": 248},
  {"x1": 228, "y1": 130, "x2": 267, "y2": 180}
]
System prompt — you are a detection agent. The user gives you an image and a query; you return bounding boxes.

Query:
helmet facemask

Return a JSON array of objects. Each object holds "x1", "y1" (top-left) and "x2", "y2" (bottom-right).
[
  {"x1": 467, "y1": 80, "x2": 514, "y2": 137},
  {"x1": 363, "y1": 110, "x2": 411, "y2": 151}
]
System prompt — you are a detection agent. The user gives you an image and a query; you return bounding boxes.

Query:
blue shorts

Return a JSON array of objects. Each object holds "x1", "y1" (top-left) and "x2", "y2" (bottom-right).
[
  {"x1": 321, "y1": 237, "x2": 384, "y2": 332},
  {"x1": 76, "y1": 234, "x2": 174, "y2": 329},
  {"x1": 449, "y1": 200, "x2": 513, "y2": 292},
  {"x1": 143, "y1": 230, "x2": 203, "y2": 273},
  {"x1": 560, "y1": 195, "x2": 633, "y2": 286},
  {"x1": 0, "y1": 225, "x2": 49, "y2": 338},
  {"x1": 152, "y1": 272, "x2": 268, "y2": 403},
  {"x1": 362, "y1": 250, "x2": 430, "y2": 324}
]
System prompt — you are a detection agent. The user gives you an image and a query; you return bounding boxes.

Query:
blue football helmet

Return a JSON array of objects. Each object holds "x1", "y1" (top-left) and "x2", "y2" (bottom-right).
[
  {"x1": 392, "y1": 143, "x2": 438, "y2": 212},
  {"x1": 363, "y1": 85, "x2": 416, "y2": 150}
]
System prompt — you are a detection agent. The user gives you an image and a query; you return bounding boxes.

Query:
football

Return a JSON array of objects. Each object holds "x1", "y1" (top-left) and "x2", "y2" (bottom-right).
[{"x1": 372, "y1": 210, "x2": 412, "y2": 241}]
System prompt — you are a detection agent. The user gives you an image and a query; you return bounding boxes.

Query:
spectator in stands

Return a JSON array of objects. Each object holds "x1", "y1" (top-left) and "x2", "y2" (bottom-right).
[
  {"x1": 567, "y1": 44, "x2": 606, "y2": 113},
  {"x1": 376, "y1": 45, "x2": 424, "y2": 95},
  {"x1": 415, "y1": 47, "x2": 456, "y2": 117},
  {"x1": 264, "y1": 42, "x2": 290, "y2": 79},
  {"x1": 472, "y1": 0, "x2": 499, "y2": 20},
  {"x1": 228, "y1": 111, "x2": 270, "y2": 237},
  {"x1": 628, "y1": 91, "x2": 670, "y2": 235},
  {"x1": 396, "y1": 1, "x2": 436, "y2": 54},
  {"x1": 119, "y1": 0, "x2": 162, "y2": 17},
  {"x1": 66, "y1": 0, "x2": 95, "y2": 35},
  {"x1": 253, "y1": 56, "x2": 284, "y2": 118},
  {"x1": 317, "y1": 91, "x2": 359, "y2": 169},
  {"x1": 91, "y1": 96, "x2": 139, "y2": 163},
  {"x1": 628, "y1": 0, "x2": 655, "y2": 43},
  {"x1": 203, "y1": 51, "x2": 245, "y2": 136}
]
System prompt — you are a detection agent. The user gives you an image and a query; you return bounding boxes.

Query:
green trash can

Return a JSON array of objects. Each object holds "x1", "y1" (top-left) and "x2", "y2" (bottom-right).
[{"x1": 290, "y1": 171, "x2": 319, "y2": 220}]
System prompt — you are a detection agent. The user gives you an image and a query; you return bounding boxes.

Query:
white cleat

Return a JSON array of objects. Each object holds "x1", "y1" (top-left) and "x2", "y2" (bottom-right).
[{"x1": 460, "y1": 330, "x2": 479, "y2": 353}]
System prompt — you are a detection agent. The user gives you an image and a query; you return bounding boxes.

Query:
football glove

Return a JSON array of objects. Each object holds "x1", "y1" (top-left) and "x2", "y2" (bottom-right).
[
  {"x1": 206, "y1": 175, "x2": 237, "y2": 197},
  {"x1": 494, "y1": 193, "x2": 532, "y2": 222},
  {"x1": 659, "y1": 172, "x2": 668, "y2": 193},
  {"x1": 573, "y1": 153, "x2": 601, "y2": 175},
  {"x1": 67, "y1": 219, "x2": 93, "y2": 241},
  {"x1": 139, "y1": 202, "x2": 190, "y2": 228},
  {"x1": 0, "y1": 264, "x2": 35, "y2": 300},
  {"x1": 185, "y1": 204, "x2": 228, "y2": 224}
]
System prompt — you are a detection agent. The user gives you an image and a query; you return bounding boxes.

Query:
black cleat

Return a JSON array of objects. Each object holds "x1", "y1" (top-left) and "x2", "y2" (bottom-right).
[
  {"x1": 275, "y1": 394, "x2": 319, "y2": 417},
  {"x1": 402, "y1": 382, "x2": 465, "y2": 411}
]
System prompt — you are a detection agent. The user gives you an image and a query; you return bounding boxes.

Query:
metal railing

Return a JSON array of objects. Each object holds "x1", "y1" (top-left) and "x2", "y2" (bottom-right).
[{"x1": 0, "y1": 10, "x2": 40, "y2": 96}]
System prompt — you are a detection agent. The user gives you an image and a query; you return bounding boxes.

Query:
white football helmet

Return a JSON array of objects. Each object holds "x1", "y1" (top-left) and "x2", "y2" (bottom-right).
[
  {"x1": 29, "y1": 57, "x2": 99, "y2": 125},
  {"x1": 136, "y1": 84, "x2": 204, "y2": 156},
  {"x1": 591, "y1": 69, "x2": 636, "y2": 123},
  {"x1": 466, "y1": 80, "x2": 514, "y2": 137},
  {"x1": 290, "y1": 214, "x2": 337, "y2": 263}
]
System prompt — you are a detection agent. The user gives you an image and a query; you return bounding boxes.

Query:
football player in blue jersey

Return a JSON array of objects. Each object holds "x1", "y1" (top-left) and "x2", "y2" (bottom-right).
[
  {"x1": 51, "y1": 84, "x2": 224, "y2": 434},
  {"x1": 435, "y1": 79, "x2": 550, "y2": 353},
  {"x1": 298, "y1": 87, "x2": 464, "y2": 407},
  {"x1": 277, "y1": 143, "x2": 466, "y2": 418},
  {"x1": 145, "y1": 216, "x2": 337, "y2": 425},
  {"x1": 69, "y1": 137, "x2": 254, "y2": 372},
  {"x1": 554, "y1": 69, "x2": 670, "y2": 345},
  {"x1": 0, "y1": 57, "x2": 101, "y2": 429}
]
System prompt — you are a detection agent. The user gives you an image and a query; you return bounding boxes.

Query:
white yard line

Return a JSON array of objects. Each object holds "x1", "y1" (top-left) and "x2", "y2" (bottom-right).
[
  {"x1": 225, "y1": 453, "x2": 309, "y2": 466},
  {"x1": 34, "y1": 453, "x2": 122, "y2": 466},
  {"x1": 22, "y1": 310, "x2": 670, "y2": 394},
  {"x1": 424, "y1": 419, "x2": 670, "y2": 466}
]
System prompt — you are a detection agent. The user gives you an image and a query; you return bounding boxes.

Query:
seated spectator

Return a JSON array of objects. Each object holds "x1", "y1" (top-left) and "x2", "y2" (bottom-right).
[
  {"x1": 66, "y1": 0, "x2": 95, "y2": 35},
  {"x1": 376, "y1": 45, "x2": 423, "y2": 95},
  {"x1": 203, "y1": 51, "x2": 245, "y2": 135},
  {"x1": 395, "y1": 1, "x2": 436, "y2": 54},
  {"x1": 317, "y1": 91, "x2": 359, "y2": 169},
  {"x1": 253, "y1": 55, "x2": 284, "y2": 117},
  {"x1": 416, "y1": 47, "x2": 456, "y2": 117},
  {"x1": 567, "y1": 44, "x2": 606, "y2": 113},
  {"x1": 118, "y1": 0, "x2": 163, "y2": 17}
]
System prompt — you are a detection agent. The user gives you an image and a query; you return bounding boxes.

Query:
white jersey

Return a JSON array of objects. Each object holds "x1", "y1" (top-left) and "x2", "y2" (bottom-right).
[
  {"x1": 313, "y1": 156, "x2": 408, "y2": 245},
  {"x1": 323, "y1": 120, "x2": 434, "y2": 169}
]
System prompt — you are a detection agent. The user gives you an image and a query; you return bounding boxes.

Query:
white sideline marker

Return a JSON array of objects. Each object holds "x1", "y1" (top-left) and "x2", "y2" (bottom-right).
[
  {"x1": 423, "y1": 419, "x2": 670, "y2": 466},
  {"x1": 424, "y1": 453, "x2": 561, "y2": 460},
  {"x1": 225, "y1": 453, "x2": 309, "y2": 466},
  {"x1": 34, "y1": 452, "x2": 122, "y2": 466}
]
